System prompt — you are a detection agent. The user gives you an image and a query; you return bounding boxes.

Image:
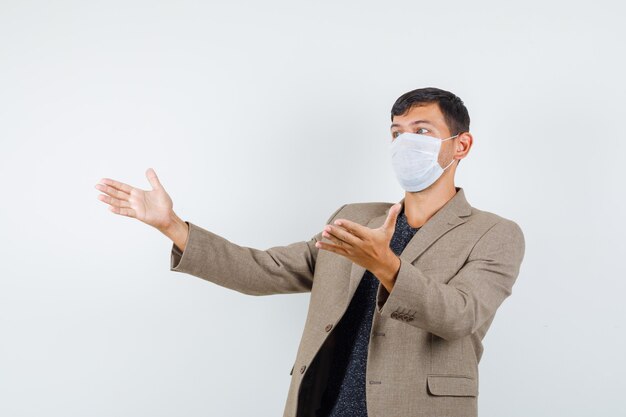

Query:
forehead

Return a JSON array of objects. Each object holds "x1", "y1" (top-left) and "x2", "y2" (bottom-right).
[{"x1": 390, "y1": 102, "x2": 446, "y2": 129}]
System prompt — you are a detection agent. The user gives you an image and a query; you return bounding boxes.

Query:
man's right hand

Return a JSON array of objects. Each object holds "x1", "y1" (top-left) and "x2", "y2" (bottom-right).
[{"x1": 94, "y1": 168, "x2": 188, "y2": 250}]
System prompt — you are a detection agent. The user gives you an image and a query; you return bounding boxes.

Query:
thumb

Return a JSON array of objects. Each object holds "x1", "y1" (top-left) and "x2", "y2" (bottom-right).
[
  {"x1": 383, "y1": 203, "x2": 401, "y2": 231},
  {"x1": 146, "y1": 167, "x2": 163, "y2": 190}
]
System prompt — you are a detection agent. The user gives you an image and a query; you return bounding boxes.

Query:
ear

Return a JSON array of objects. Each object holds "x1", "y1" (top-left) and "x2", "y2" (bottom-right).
[{"x1": 455, "y1": 131, "x2": 473, "y2": 160}]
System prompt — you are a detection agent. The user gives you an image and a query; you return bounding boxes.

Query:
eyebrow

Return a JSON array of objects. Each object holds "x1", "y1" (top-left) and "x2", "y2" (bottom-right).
[{"x1": 390, "y1": 119, "x2": 436, "y2": 129}]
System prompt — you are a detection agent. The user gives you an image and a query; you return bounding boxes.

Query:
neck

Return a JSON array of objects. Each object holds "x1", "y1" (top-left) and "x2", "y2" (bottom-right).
[{"x1": 402, "y1": 175, "x2": 457, "y2": 228}]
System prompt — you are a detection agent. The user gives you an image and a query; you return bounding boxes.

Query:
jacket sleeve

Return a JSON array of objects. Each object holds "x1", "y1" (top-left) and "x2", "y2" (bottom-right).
[
  {"x1": 169, "y1": 204, "x2": 347, "y2": 296},
  {"x1": 375, "y1": 218, "x2": 525, "y2": 341}
]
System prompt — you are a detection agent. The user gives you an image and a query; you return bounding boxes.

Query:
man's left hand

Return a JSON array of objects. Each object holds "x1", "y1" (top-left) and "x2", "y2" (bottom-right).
[{"x1": 315, "y1": 203, "x2": 403, "y2": 292}]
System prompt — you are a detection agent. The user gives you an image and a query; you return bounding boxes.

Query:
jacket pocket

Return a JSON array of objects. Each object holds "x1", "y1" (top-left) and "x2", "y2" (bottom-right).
[{"x1": 426, "y1": 374, "x2": 478, "y2": 397}]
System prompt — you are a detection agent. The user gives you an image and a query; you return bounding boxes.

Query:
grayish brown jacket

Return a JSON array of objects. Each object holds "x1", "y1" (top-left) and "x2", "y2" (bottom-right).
[{"x1": 170, "y1": 187, "x2": 526, "y2": 417}]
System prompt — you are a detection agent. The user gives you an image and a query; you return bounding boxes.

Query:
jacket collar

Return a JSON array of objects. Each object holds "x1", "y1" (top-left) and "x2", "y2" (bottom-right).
[
  {"x1": 346, "y1": 187, "x2": 472, "y2": 301},
  {"x1": 392, "y1": 186, "x2": 472, "y2": 221}
]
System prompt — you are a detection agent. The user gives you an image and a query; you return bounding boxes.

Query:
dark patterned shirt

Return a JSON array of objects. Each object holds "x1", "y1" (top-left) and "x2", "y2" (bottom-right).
[{"x1": 316, "y1": 206, "x2": 420, "y2": 417}]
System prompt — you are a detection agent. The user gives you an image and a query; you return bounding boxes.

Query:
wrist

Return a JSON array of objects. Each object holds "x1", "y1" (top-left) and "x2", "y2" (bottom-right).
[
  {"x1": 162, "y1": 213, "x2": 189, "y2": 253},
  {"x1": 161, "y1": 212, "x2": 185, "y2": 237},
  {"x1": 375, "y1": 251, "x2": 401, "y2": 288}
]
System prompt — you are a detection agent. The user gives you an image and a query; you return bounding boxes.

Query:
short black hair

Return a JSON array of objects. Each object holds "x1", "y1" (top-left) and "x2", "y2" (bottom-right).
[{"x1": 390, "y1": 87, "x2": 470, "y2": 137}]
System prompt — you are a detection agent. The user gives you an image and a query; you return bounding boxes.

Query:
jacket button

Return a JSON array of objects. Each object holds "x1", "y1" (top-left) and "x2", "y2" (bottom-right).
[
  {"x1": 325, "y1": 324, "x2": 333, "y2": 332},
  {"x1": 300, "y1": 365, "x2": 306, "y2": 374}
]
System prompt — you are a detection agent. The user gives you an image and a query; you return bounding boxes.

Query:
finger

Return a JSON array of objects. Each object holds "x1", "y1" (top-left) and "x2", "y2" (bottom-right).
[
  {"x1": 94, "y1": 182, "x2": 130, "y2": 201},
  {"x1": 322, "y1": 229, "x2": 352, "y2": 249},
  {"x1": 331, "y1": 218, "x2": 368, "y2": 240},
  {"x1": 109, "y1": 205, "x2": 136, "y2": 218},
  {"x1": 97, "y1": 193, "x2": 131, "y2": 209},
  {"x1": 315, "y1": 240, "x2": 350, "y2": 257},
  {"x1": 323, "y1": 224, "x2": 359, "y2": 248},
  {"x1": 146, "y1": 167, "x2": 163, "y2": 190},
  {"x1": 382, "y1": 203, "x2": 401, "y2": 230},
  {"x1": 97, "y1": 177, "x2": 134, "y2": 194}
]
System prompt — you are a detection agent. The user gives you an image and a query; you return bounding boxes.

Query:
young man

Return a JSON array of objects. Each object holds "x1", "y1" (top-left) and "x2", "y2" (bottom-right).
[{"x1": 95, "y1": 87, "x2": 525, "y2": 417}]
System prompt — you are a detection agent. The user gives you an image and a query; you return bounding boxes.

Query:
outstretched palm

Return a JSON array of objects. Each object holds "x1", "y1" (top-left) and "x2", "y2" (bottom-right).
[{"x1": 95, "y1": 168, "x2": 174, "y2": 231}]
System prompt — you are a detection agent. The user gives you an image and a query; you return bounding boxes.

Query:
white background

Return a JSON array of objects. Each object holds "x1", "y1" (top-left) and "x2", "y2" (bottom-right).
[{"x1": 1, "y1": 0, "x2": 625, "y2": 416}]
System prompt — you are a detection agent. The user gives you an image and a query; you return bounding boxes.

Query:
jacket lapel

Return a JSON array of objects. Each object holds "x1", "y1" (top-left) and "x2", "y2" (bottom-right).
[{"x1": 346, "y1": 187, "x2": 472, "y2": 303}]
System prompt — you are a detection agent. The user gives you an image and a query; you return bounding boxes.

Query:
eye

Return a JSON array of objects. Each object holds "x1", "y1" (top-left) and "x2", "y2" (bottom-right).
[{"x1": 416, "y1": 127, "x2": 429, "y2": 134}]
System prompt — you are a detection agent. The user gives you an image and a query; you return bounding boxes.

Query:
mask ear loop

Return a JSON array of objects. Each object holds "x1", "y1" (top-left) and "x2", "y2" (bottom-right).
[
  {"x1": 442, "y1": 133, "x2": 460, "y2": 142},
  {"x1": 441, "y1": 132, "x2": 461, "y2": 170},
  {"x1": 442, "y1": 157, "x2": 457, "y2": 170}
]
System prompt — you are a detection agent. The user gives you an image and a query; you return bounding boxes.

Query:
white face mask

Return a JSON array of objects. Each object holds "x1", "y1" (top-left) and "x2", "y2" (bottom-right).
[{"x1": 390, "y1": 132, "x2": 458, "y2": 192}]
